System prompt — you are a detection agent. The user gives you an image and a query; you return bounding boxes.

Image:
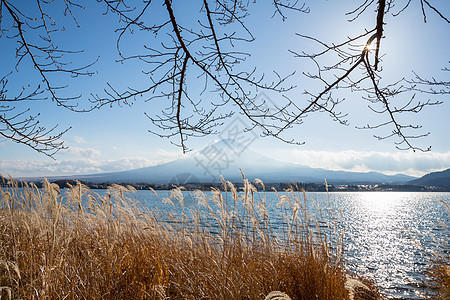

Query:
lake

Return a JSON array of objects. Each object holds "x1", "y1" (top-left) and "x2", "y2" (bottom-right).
[
  {"x1": 10, "y1": 185, "x2": 446, "y2": 299},
  {"x1": 107, "y1": 189, "x2": 448, "y2": 299}
]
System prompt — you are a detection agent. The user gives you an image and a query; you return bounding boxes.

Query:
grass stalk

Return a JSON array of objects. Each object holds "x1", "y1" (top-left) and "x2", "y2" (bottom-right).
[{"x1": 0, "y1": 176, "x2": 386, "y2": 299}]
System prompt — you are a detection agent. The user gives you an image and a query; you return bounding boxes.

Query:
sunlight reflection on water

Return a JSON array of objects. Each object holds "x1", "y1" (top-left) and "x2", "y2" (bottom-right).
[
  {"x1": 167, "y1": 190, "x2": 447, "y2": 299},
  {"x1": 330, "y1": 192, "x2": 449, "y2": 299}
]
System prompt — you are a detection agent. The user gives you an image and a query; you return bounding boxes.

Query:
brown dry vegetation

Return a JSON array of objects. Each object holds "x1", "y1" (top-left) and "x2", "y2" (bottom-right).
[
  {"x1": 0, "y1": 176, "x2": 385, "y2": 299},
  {"x1": 427, "y1": 257, "x2": 450, "y2": 300}
]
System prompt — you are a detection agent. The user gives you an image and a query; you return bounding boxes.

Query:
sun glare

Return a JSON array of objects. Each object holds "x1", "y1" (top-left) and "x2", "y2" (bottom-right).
[
  {"x1": 364, "y1": 43, "x2": 376, "y2": 52},
  {"x1": 361, "y1": 192, "x2": 401, "y2": 212}
]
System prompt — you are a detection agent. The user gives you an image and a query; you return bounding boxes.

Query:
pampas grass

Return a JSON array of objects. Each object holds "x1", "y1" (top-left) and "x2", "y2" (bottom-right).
[{"x1": 0, "y1": 175, "x2": 381, "y2": 299}]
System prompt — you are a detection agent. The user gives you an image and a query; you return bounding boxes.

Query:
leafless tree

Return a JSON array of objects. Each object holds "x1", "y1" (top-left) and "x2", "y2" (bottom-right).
[
  {"x1": 288, "y1": 0, "x2": 449, "y2": 152},
  {"x1": 0, "y1": 0, "x2": 96, "y2": 158},
  {"x1": 1, "y1": 0, "x2": 448, "y2": 156},
  {"x1": 94, "y1": 0, "x2": 448, "y2": 153},
  {"x1": 92, "y1": 0, "x2": 311, "y2": 153}
]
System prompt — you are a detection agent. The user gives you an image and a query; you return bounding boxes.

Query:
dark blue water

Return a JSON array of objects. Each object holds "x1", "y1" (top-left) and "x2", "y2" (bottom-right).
[
  {"x1": 122, "y1": 190, "x2": 448, "y2": 299},
  {"x1": 10, "y1": 187, "x2": 448, "y2": 299}
]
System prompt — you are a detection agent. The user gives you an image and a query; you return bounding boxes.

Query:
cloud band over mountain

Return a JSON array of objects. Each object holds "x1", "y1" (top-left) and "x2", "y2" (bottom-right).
[{"x1": 1, "y1": 144, "x2": 449, "y2": 179}]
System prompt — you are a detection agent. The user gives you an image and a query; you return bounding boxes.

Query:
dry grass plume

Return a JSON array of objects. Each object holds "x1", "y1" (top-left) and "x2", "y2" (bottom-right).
[{"x1": 0, "y1": 175, "x2": 382, "y2": 299}]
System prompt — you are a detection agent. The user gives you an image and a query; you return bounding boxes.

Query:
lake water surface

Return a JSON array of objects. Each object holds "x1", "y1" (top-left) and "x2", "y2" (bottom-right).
[{"x1": 112, "y1": 190, "x2": 448, "y2": 299}]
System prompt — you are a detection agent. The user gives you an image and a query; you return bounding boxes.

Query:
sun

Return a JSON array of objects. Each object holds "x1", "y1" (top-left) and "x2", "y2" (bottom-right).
[{"x1": 364, "y1": 42, "x2": 376, "y2": 52}]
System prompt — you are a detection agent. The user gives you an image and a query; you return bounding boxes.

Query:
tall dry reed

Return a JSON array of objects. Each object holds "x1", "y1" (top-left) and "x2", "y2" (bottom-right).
[{"x1": 0, "y1": 175, "x2": 380, "y2": 299}]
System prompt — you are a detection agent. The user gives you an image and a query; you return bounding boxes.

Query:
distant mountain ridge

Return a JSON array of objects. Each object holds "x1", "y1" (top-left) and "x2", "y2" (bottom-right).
[
  {"x1": 409, "y1": 168, "x2": 450, "y2": 188},
  {"x1": 19, "y1": 139, "x2": 418, "y2": 185}
]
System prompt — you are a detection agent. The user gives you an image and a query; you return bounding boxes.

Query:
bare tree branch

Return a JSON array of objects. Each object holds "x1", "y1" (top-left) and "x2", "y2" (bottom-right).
[
  {"x1": 283, "y1": 0, "x2": 447, "y2": 152},
  {"x1": 1, "y1": 0, "x2": 448, "y2": 156},
  {"x1": 0, "y1": 0, "x2": 98, "y2": 157},
  {"x1": 92, "y1": 0, "x2": 307, "y2": 152}
]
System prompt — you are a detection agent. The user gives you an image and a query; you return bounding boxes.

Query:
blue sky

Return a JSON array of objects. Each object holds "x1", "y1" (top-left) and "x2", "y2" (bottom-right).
[{"x1": 1, "y1": 1, "x2": 449, "y2": 178}]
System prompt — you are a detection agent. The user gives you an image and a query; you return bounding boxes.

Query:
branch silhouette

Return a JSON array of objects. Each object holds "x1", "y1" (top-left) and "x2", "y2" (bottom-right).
[
  {"x1": 284, "y1": 0, "x2": 445, "y2": 152},
  {"x1": 1, "y1": 0, "x2": 448, "y2": 156},
  {"x1": 0, "y1": 0, "x2": 97, "y2": 158}
]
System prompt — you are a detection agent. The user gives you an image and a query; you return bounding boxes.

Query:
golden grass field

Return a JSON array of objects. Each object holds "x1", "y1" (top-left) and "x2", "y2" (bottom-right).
[{"x1": 0, "y1": 176, "x2": 448, "y2": 299}]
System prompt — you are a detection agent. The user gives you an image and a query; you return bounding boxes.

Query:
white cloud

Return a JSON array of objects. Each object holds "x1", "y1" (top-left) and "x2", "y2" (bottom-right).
[
  {"x1": 0, "y1": 157, "x2": 158, "y2": 178},
  {"x1": 1, "y1": 149, "x2": 448, "y2": 179},
  {"x1": 100, "y1": 158, "x2": 157, "y2": 172},
  {"x1": 62, "y1": 147, "x2": 101, "y2": 159},
  {"x1": 155, "y1": 149, "x2": 185, "y2": 162},
  {"x1": 73, "y1": 136, "x2": 87, "y2": 144},
  {"x1": 0, "y1": 145, "x2": 186, "y2": 178},
  {"x1": 283, "y1": 150, "x2": 450, "y2": 176}
]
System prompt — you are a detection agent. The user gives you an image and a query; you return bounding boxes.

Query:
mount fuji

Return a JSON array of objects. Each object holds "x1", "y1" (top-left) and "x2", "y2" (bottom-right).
[{"x1": 33, "y1": 139, "x2": 416, "y2": 185}]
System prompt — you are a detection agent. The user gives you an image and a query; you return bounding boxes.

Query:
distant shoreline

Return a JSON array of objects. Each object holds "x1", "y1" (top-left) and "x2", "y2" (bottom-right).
[{"x1": 2, "y1": 178, "x2": 449, "y2": 192}]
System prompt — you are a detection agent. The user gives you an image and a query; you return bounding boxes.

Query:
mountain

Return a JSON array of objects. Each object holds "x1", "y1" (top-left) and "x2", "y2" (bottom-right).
[
  {"x1": 408, "y1": 169, "x2": 450, "y2": 188},
  {"x1": 31, "y1": 139, "x2": 416, "y2": 185}
]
